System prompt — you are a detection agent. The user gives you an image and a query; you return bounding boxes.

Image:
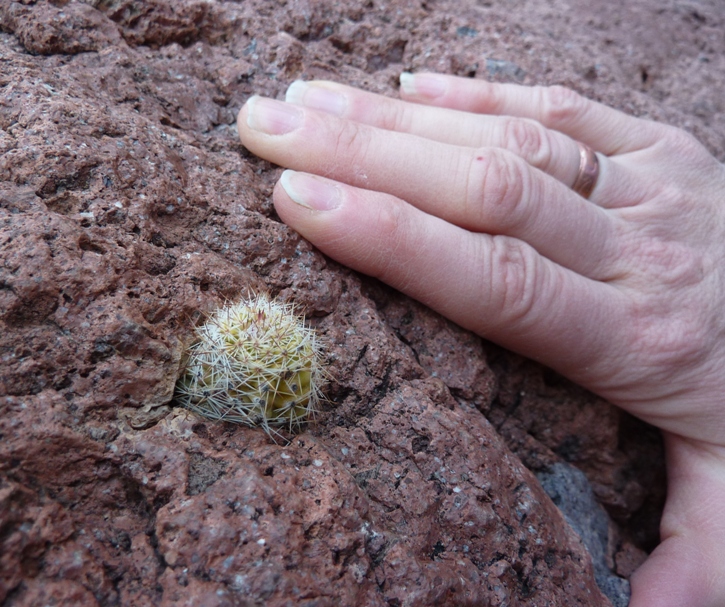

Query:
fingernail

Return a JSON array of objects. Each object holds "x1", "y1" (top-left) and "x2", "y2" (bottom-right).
[
  {"x1": 399, "y1": 72, "x2": 446, "y2": 99},
  {"x1": 286, "y1": 80, "x2": 346, "y2": 116},
  {"x1": 280, "y1": 170, "x2": 341, "y2": 211},
  {"x1": 246, "y1": 96, "x2": 303, "y2": 135}
]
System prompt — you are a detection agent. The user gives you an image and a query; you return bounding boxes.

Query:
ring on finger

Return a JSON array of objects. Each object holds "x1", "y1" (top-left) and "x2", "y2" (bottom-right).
[{"x1": 572, "y1": 142, "x2": 600, "y2": 199}]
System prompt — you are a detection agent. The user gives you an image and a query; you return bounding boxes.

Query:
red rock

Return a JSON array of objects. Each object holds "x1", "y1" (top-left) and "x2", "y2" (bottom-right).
[{"x1": 2, "y1": 0, "x2": 722, "y2": 605}]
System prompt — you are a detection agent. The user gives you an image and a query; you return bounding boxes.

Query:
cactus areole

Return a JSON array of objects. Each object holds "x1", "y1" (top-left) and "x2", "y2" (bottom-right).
[{"x1": 175, "y1": 293, "x2": 325, "y2": 433}]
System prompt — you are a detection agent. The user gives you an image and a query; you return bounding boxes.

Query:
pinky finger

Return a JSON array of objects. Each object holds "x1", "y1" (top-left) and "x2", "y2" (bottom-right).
[
  {"x1": 399, "y1": 72, "x2": 661, "y2": 156},
  {"x1": 274, "y1": 169, "x2": 618, "y2": 378}
]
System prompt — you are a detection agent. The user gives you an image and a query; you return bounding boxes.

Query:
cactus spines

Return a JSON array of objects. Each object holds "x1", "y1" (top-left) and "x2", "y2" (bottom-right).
[{"x1": 175, "y1": 293, "x2": 326, "y2": 435}]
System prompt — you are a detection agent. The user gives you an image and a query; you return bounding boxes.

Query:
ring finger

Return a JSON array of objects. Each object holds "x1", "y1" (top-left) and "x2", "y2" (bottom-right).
[{"x1": 238, "y1": 96, "x2": 620, "y2": 279}]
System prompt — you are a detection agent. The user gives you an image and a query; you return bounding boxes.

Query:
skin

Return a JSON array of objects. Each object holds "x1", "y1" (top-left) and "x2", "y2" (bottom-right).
[{"x1": 237, "y1": 72, "x2": 725, "y2": 606}]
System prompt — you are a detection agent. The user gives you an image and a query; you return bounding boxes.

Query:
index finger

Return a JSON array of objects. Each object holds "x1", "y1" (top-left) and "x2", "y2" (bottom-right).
[
  {"x1": 272, "y1": 169, "x2": 620, "y2": 380},
  {"x1": 398, "y1": 72, "x2": 661, "y2": 155}
]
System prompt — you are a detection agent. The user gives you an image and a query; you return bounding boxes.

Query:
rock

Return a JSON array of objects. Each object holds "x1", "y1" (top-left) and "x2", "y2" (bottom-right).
[
  {"x1": 485, "y1": 58, "x2": 526, "y2": 82},
  {"x1": 537, "y1": 463, "x2": 631, "y2": 607},
  {"x1": 2, "y1": 0, "x2": 723, "y2": 605},
  {"x1": 0, "y1": 1, "x2": 122, "y2": 55}
]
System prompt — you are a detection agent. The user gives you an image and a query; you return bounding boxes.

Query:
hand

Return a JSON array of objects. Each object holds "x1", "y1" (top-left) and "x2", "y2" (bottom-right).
[{"x1": 237, "y1": 73, "x2": 725, "y2": 607}]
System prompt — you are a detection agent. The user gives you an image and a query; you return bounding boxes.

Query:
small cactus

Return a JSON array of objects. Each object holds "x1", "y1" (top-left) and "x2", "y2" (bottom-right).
[{"x1": 175, "y1": 293, "x2": 326, "y2": 435}]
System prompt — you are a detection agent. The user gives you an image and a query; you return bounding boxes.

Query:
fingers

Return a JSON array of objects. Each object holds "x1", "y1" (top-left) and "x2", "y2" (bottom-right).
[
  {"x1": 284, "y1": 80, "x2": 650, "y2": 208},
  {"x1": 629, "y1": 435, "x2": 725, "y2": 607},
  {"x1": 398, "y1": 72, "x2": 662, "y2": 156},
  {"x1": 273, "y1": 169, "x2": 618, "y2": 375},
  {"x1": 238, "y1": 97, "x2": 619, "y2": 278},
  {"x1": 286, "y1": 80, "x2": 585, "y2": 186}
]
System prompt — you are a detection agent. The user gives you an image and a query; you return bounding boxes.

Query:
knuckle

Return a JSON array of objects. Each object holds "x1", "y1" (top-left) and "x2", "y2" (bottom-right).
[
  {"x1": 332, "y1": 120, "x2": 372, "y2": 171},
  {"x1": 642, "y1": 240, "x2": 705, "y2": 288},
  {"x1": 628, "y1": 300, "x2": 708, "y2": 373},
  {"x1": 659, "y1": 124, "x2": 703, "y2": 157},
  {"x1": 481, "y1": 82, "x2": 506, "y2": 113},
  {"x1": 484, "y1": 236, "x2": 540, "y2": 325},
  {"x1": 540, "y1": 84, "x2": 588, "y2": 125},
  {"x1": 378, "y1": 99, "x2": 413, "y2": 133},
  {"x1": 500, "y1": 117, "x2": 553, "y2": 168},
  {"x1": 621, "y1": 239, "x2": 711, "y2": 372},
  {"x1": 374, "y1": 197, "x2": 406, "y2": 242},
  {"x1": 466, "y1": 150, "x2": 526, "y2": 230},
  {"x1": 646, "y1": 125, "x2": 717, "y2": 187},
  {"x1": 367, "y1": 199, "x2": 409, "y2": 277}
]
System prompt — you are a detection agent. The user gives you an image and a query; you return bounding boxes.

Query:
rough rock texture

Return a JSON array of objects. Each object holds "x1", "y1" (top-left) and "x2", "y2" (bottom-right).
[
  {"x1": 1, "y1": 0, "x2": 723, "y2": 605},
  {"x1": 538, "y1": 463, "x2": 631, "y2": 607}
]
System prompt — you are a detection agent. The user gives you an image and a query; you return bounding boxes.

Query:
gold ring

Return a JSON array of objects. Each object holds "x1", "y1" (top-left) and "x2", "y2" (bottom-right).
[{"x1": 572, "y1": 142, "x2": 600, "y2": 199}]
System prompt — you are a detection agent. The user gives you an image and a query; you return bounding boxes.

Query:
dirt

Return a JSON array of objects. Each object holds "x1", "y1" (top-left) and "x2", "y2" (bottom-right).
[{"x1": 1, "y1": 0, "x2": 723, "y2": 605}]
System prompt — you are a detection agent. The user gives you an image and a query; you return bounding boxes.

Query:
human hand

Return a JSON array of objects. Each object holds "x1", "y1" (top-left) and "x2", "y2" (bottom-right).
[{"x1": 237, "y1": 73, "x2": 725, "y2": 607}]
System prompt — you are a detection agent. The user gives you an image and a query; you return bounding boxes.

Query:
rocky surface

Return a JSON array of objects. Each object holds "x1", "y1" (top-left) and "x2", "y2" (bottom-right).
[
  {"x1": 1, "y1": 0, "x2": 723, "y2": 605},
  {"x1": 538, "y1": 463, "x2": 630, "y2": 607}
]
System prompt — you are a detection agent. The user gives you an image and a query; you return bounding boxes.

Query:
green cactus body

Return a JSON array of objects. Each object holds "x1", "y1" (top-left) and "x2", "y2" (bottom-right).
[{"x1": 175, "y1": 294, "x2": 325, "y2": 432}]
